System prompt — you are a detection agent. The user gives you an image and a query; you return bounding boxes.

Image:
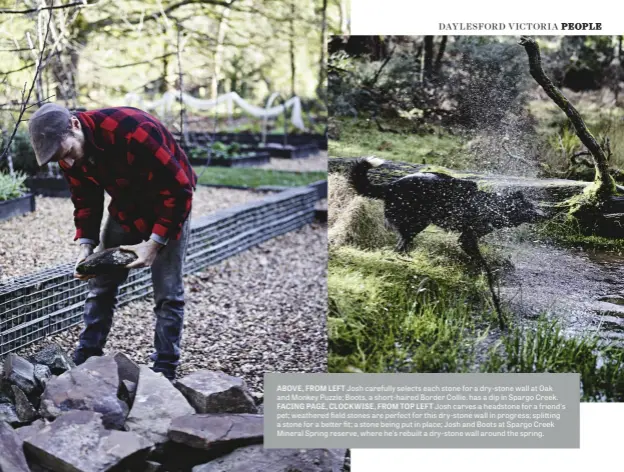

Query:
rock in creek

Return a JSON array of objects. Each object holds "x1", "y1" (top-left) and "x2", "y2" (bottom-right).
[
  {"x1": 168, "y1": 414, "x2": 263, "y2": 451},
  {"x1": 12, "y1": 385, "x2": 38, "y2": 423},
  {"x1": 3, "y1": 353, "x2": 37, "y2": 395},
  {"x1": 29, "y1": 344, "x2": 75, "y2": 375},
  {"x1": 191, "y1": 445, "x2": 346, "y2": 472},
  {"x1": 125, "y1": 366, "x2": 195, "y2": 444},
  {"x1": 0, "y1": 421, "x2": 30, "y2": 472},
  {"x1": 175, "y1": 370, "x2": 258, "y2": 414},
  {"x1": 24, "y1": 410, "x2": 152, "y2": 472},
  {"x1": 39, "y1": 355, "x2": 128, "y2": 430},
  {"x1": 76, "y1": 248, "x2": 137, "y2": 276}
]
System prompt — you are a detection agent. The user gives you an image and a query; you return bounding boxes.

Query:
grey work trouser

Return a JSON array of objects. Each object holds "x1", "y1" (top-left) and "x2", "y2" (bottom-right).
[{"x1": 73, "y1": 215, "x2": 191, "y2": 375}]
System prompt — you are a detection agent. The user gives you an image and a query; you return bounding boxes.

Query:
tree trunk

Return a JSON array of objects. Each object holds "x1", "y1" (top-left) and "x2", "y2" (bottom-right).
[
  {"x1": 339, "y1": 0, "x2": 349, "y2": 34},
  {"x1": 289, "y1": 1, "x2": 296, "y2": 96},
  {"x1": 160, "y1": 40, "x2": 169, "y2": 94},
  {"x1": 317, "y1": 0, "x2": 328, "y2": 98},
  {"x1": 212, "y1": 0, "x2": 234, "y2": 100},
  {"x1": 434, "y1": 36, "x2": 447, "y2": 76},
  {"x1": 423, "y1": 36, "x2": 434, "y2": 81},
  {"x1": 519, "y1": 36, "x2": 616, "y2": 198}
]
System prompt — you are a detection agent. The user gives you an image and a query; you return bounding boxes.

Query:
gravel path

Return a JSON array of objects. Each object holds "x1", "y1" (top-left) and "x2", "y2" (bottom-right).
[
  {"x1": 257, "y1": 151, "x2": 327, "y2": 172},
  {"x1": 0, "y1": 187, "x2": 266, "y2": 281},
  {"x1": 15, "y1": 223, "x2": 328, "y2": 396}
]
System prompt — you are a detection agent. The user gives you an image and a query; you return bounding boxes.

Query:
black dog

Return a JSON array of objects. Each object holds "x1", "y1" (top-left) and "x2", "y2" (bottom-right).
[{"x1": 348, "y1": 157, "x2": 545, "y2": 258}]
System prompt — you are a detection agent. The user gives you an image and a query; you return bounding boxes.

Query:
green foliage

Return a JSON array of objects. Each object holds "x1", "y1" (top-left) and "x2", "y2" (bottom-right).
[
  {"x1": 194, "y1": 167, "x2": 326, "y2": 188},
  {"x1": 0, "y1": 131, "x2": 39, "y2": 176},
  {"x1": 484, "y1": 318, "x2": 624, "y2": 401},
  {"x1": 0, "y1": 172, "x2": 28, "y2": 201},
  {"x1": 328, "y1": 244, "x2": 490, "y2": 373},
  {"x1": 187, "y1": 142, "x2": 251, "y2": 160},
  {"x1": 532, "y1": 212, "x2": 624, "y2": 253}
]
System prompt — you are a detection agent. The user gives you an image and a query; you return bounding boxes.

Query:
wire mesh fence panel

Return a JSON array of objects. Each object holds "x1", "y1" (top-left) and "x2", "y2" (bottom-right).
[{"x1": 0, "y1": 187, "x2": 318, "y2": 355}]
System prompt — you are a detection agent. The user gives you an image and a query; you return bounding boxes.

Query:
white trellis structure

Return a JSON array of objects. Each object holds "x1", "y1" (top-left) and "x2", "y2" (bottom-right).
[{"x1": 124, "y1": 90, "x2": 306, "y2": 135}]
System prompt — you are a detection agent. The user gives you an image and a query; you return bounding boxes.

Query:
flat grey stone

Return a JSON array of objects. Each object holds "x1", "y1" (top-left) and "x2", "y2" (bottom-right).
[
  {"x1": 11, "y1": 385, "x2": 37, "y2": 423},
  {"x1": 0, "y1": 420, "x2": 30, "y2": 472},
  {"x1": 16, "y1": 418, "x2": 47, "y2": 442},
  {"x1": 39, "y1": 355, "x2": 128, "y2": 429},
  {"x1": 29, "y1": 344, "x2": 75, "y2": 375},
  {"x1": 0, "y1": 402, "x2": 20, "y2": 425},
  {"x1": 24, "y1": 410, "x2": 152, "y2": 472},
  {"x1": 125, "y1": 366, "x2": 195, "y2": 444},
  {"x1": 3, "y1": 354, "x2": 37, "y2": 394},
  {"x1": 175, "y1": 371, "x2": 257, "y2": 414},
  {"x1": 191, "y1": 445, "x2": 346, "y2": 472},
  {"x1": 33, "y1": 364, "x2": 52, "y2": 390},
  {"x1": 120, "y1": 379, "x2": 138, "y2": 406},
  {"x1": 113, "y1": 352, "x2": 140, "y2": 384},
  {"x1": 168, "y1": 414, "x2": 263, "y2": 451}
]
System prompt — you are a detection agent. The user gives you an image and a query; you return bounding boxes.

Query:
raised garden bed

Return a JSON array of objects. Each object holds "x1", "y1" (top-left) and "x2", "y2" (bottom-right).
[
  {"x1": 0, "y1": 187, "x2": 318, "y2": 355},
  {"x1": 188, "y1": 151, "x2": 271, "y2": 168},
  {"x1": 261, "y1": 142, "x2": 319, "y2": 159},
  {"x1": 178, "y1": 131, "x2": 328, "y2": 151},
  {"x1": 25, "y1": 176, "x2": 71, "y2": 198},
  {"x1": 0, "y1": 193, "x2": 35, "y2": 221}
]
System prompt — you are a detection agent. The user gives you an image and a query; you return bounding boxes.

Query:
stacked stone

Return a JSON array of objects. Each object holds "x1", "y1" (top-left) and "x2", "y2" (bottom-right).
[{"x1": 0, "y1": 343, "x2": 344, "y2": 472}]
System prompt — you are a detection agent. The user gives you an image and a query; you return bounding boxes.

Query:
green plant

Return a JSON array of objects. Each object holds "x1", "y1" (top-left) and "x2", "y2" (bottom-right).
[
  {"x1": 0, "y1": 130, "x2": 39, "y2": 175},
  {"x1": 0, "y1": 171, "x2": 28, "y2": 201},
  {"x1": 484, "y1": 317, "x2": 624, "y2": 401},
  {"x1": 194, "y1": 167, "x2": 326, "y2": 187}
]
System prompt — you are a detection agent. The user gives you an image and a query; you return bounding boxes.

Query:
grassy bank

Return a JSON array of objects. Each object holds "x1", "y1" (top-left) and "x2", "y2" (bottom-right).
[
  {"x1": 329, "y1": 117, "x2": 466, "y2": 167},
  {"x1": 195, "y1": 166, "x2": 326, "y2": 188},
  {"x1": 328, "y1": 241, "x2": 624, "y2": 401}
]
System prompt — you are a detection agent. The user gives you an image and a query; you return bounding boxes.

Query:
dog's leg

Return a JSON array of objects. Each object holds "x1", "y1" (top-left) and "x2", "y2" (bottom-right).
[
  {"x1": 459, "y1": 229, "x2": 506, "y2": 330},
  {"x1": 394, "y1": 221, "x2": 428, "y2": 254}
]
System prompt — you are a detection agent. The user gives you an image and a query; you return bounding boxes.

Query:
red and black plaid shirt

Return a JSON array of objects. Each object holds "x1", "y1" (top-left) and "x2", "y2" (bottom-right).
[{"x1": 60, "y1": 107, "x2": 197, "y2": 244}]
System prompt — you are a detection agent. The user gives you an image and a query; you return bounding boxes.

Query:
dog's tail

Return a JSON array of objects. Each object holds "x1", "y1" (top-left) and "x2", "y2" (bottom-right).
[{"x1": 348, "y1": 157, "x2": 386, "y2": 199}]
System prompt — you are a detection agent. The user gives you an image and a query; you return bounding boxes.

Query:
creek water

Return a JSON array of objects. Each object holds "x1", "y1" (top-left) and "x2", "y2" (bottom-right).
[{"x1": 488, "y1": 230, "x2": 624, "y2": 346}]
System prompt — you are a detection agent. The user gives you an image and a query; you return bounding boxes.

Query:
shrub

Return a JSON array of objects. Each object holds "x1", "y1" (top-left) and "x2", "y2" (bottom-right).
[
  {"x1": 9, "y1": 130, "x2": 39, "y2": 175},
  {"x1": 0, "y1": 171, "x2": 28, "y2": 201}
]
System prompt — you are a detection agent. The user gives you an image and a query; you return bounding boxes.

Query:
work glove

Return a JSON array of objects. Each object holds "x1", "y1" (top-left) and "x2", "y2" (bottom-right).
[{"x1": 74, "y1": 243, "x2": 95, "y2": 281}]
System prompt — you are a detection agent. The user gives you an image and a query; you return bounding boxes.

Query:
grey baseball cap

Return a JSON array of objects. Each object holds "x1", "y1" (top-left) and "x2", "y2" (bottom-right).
[{"x1": 28, "y1": 103, "x2": 71, "y2": 166}]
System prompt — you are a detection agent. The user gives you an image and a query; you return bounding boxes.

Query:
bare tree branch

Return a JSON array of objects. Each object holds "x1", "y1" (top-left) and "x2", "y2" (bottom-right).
[
  {"x1": 520, "y1": 36, "x2": 615, "y2": 195},
  {"x1": 0, "y1": 1, "x2": 90, "y2": 15},
  {"x1": 0, "y1": 6, "x2": 54, "y2": 163}
]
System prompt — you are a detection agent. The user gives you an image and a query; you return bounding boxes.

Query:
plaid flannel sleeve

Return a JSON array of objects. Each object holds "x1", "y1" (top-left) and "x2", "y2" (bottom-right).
[
  {"x1": 60, "y1": 162, "x2": 105, "y2": 245},
  {"x1": 127, "y1": 121, "x2": 193, "y2": 241}
]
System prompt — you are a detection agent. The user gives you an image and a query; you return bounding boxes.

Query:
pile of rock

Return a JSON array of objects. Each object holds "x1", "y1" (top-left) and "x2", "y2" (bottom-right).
[{"x1": 0, "y1": 344, "x2": 345, "y2": 472}]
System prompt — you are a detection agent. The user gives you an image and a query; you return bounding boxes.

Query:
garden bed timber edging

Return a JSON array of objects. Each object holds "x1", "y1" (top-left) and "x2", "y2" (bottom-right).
[
  {"x1": 262, "y1": 142, "x2": 319, "y2": 159},
  {"x1": 256, "y1": 180, "x2": 327, "y2": 198},
  {"x1": 25, "y1": 177, "x2": 71, "y2": 198},
  {"x1": 0, "y1": 186, "x2": 317, "y2": 355},
  {"x1": 177, "y1": 131, "x2": 328, "y2": 151},
  {"x1": 0, "y1": 193, "x2": 35, "y2": 222},
  {"x1": 188, "y1": 151, "x2": 271, "y2": 168}
]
